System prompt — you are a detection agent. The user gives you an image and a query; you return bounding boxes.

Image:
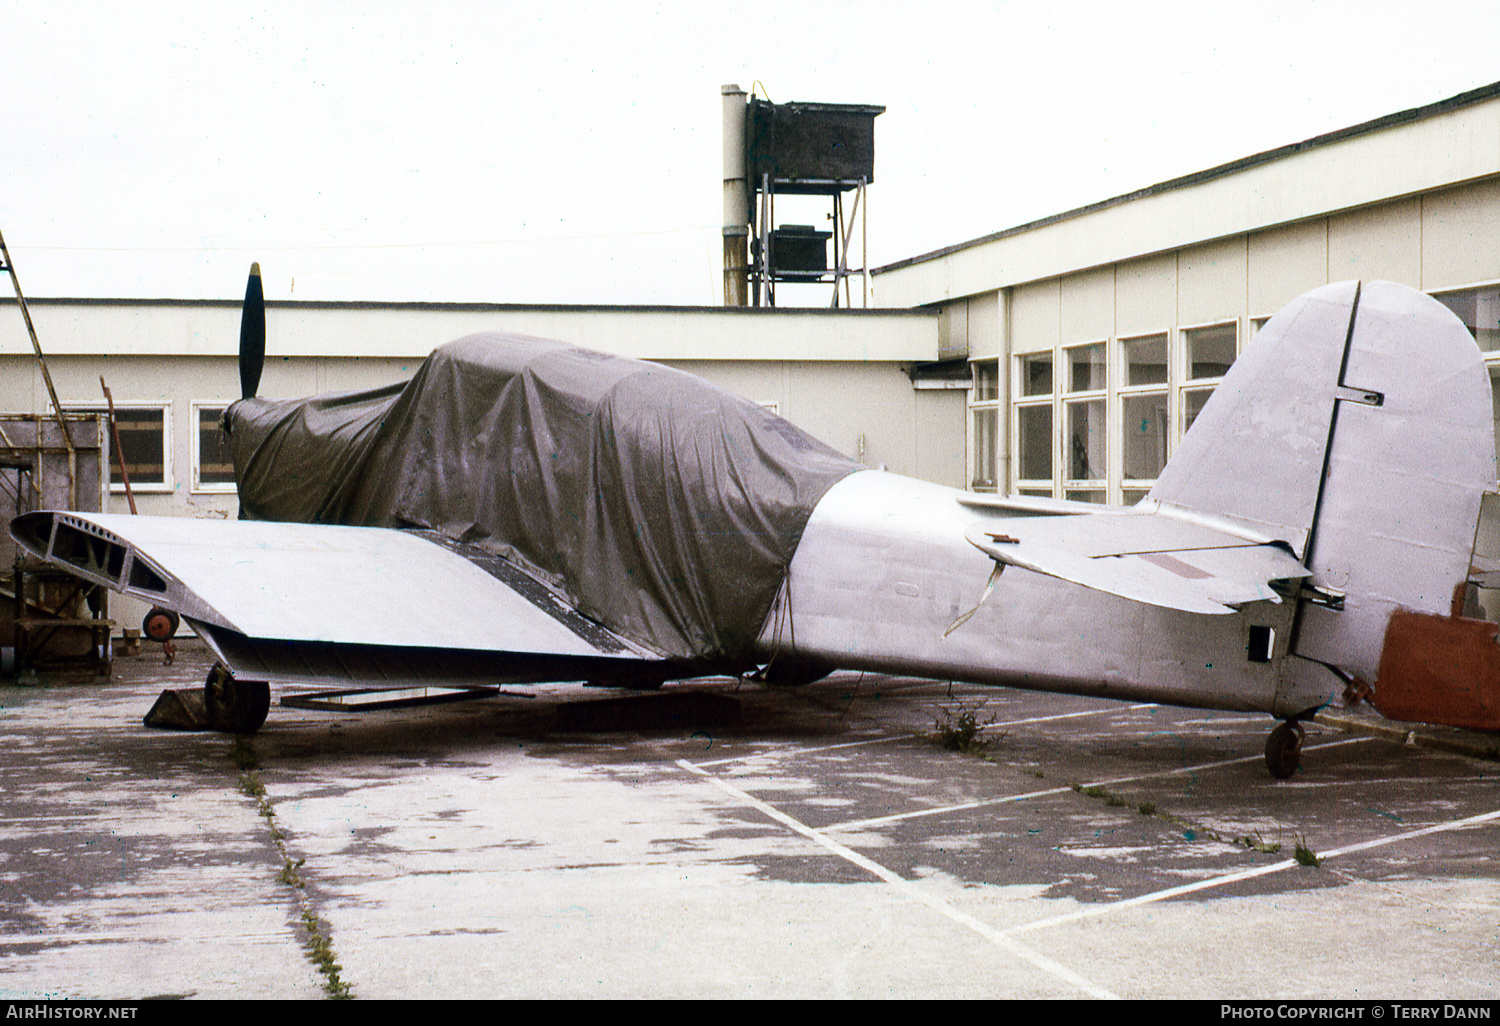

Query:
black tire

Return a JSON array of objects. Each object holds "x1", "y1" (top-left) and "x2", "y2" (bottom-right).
[
  {"x1": 1264, "y1": 721, "x2": 1305, "y2": 780},
  {"x1": 753, "y1": 657, "x2": 836, "y2": 688},
  {"x1": 204, "y1": 664, "x2": 271, "y2": 734}
]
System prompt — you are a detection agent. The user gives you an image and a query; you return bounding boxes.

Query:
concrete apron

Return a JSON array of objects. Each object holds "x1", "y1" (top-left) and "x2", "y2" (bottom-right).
[{"x1": 2, "y1": 639, "x2": 1498, "y2": 999}]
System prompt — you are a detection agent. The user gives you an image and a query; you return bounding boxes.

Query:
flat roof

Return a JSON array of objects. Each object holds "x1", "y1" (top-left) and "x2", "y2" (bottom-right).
[
  {"x1": 873, "y1": 79, "x2": 1500, "y2": 276},
  {"x1": 2, "y1": 297, "x2": 930, "y2": 316}
]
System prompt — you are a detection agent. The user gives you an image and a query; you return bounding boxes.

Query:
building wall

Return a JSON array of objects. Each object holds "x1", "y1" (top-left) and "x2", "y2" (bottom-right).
[
  {"x1": 0, "y1": 300, "x2": 937, "y2": 362},
  {"x1": 954, "y1": 177, "x2": 1500, "y2": 501},
  {"x1": 0, "y1": 303, "x2": 954, "y2": 524}
]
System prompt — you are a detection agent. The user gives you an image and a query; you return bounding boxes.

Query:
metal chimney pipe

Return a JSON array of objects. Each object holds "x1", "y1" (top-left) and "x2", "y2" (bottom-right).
[{"x1": 721, "y1": 84, "x2": 749, "y2": 306}]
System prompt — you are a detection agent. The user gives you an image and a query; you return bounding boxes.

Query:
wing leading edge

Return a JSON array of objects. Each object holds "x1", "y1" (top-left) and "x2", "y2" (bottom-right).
[
  {"x1": 11, "y1": 511, "x2": 661, "y2": 686},
  {"x1": 963, "y1": 500, "x2": 1311, "y2": 615}
]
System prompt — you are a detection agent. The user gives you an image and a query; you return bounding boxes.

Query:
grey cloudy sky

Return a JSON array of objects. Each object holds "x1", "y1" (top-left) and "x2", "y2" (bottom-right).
[{"x1": 6, "y1": 0, "x2": 1500, "y2": 305}]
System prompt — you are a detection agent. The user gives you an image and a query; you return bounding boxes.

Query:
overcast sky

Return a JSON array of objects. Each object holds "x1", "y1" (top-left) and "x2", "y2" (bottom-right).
[{"x1": 6, "y1": 0, "x2": 1500, "y2": 306}]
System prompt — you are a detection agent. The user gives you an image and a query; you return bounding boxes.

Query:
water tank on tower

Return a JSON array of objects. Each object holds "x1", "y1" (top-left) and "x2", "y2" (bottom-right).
[{"x1": 723, "y1": 89, "x2": 883, "y2": 308}]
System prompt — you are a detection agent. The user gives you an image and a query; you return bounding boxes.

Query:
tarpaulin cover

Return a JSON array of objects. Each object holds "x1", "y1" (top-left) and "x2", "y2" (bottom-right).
[{"x1": 226, "y1": 333, "x2": 860, "y2": 663}]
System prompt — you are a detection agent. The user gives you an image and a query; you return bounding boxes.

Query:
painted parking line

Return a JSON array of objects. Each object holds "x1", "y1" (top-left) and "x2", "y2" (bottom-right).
[
  {"x1": 676, "y1": 757, "x2": 1120, "y2": 1000},
  {"x1": 678, "y1": 749, "x2": 1498, "y2": 997},
  {"x1": 1004, "y1": 806, "x2": 1500, "y2": 937},
  {"x1": 985, "y1": 703, "x2": 1158, "y2": 727},
  {"x1": 691, "y1": 733, "x2": 903, "y2": 769},
  {"x1": 821, "y1": 736, "x2": 1375, "y2": 832},
  {"x1": 692, "y1": 701, "x2": 1160, "y2": 771}
]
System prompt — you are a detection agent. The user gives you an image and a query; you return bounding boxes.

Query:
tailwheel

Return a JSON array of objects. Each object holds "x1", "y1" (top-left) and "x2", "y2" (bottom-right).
[
  {"x1": 1264, "y1": 720, "x2": 1305, "y2": 779},
  {"x1": 204, "y1": 663, "x2": 271, "y2": 735}
]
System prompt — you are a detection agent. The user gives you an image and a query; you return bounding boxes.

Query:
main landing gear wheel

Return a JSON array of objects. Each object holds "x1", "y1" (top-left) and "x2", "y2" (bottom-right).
[
  {"x1": 1264, "y1": 720, "x2": 1306, "y2": 780},
  {"x1": 204, "y1": 664, "x2": 271, "y2": 735},
  {"x1": 752, "y1": 657, "x2": 836, "y2": 688},
  {"x1": 142, "y1": 607, "x2": 180, "y2": 642}
]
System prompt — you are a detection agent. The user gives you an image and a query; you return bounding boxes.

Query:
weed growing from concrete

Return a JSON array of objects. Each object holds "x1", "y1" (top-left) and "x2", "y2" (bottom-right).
[
  {"x1": 1239, "y1": 831, "x2": 1282, "y2": 854},
  {"x1": 932, "y1": 699, "x2": 999, "y2": 754},
  {"x1": 1072, "y1": 782, "x2": 1129, "y2": 807},
  {"x1": 278, "y1": 858, "x2": 306, "y2": 887},
  {"x1": 301, "y1": 909, "x2": 352, "y2": 1000},
  {"x1": 1069, "y1": 781, "x2": 1300, "y2": 862},
  {"x1": 229, "y1": 738, "x2": 352, "y2": 999}
]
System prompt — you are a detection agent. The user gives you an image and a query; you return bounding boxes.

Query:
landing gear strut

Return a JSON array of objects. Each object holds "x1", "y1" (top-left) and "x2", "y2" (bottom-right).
[
  {"x1": 204, "y1": 663, "x2": 270, "y2": 734},
  {"x1": 1264, "y1": 720, "x2": 1305, "y2": 779}
]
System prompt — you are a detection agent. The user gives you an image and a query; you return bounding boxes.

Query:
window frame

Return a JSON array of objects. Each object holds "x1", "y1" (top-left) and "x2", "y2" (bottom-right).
[
  {"x1": 968, "y1": 357, "x2": 1001, "y2": 493},
  {"x1": 191, "y1": 402, "x2": 237, "y2": 494},
  {"x1": 1432, "y1": 280, "x2": 1500, "y2": 358},
  {"x1": 1011, "y1": 350, "x2": 1056, "y2": 496},
  {"x1": 1177, "y1": 318, "x2": 1239, "y2": 446},
  {"x1": 1117, "y1": 331, "x2": 1170, "y2": 493},
  {"x1": 60, "y1": 400, "x2": 173, "y2": 494},
  {"x1": 1061, "y1": 340, "x2": 1108, "y2": 502}
]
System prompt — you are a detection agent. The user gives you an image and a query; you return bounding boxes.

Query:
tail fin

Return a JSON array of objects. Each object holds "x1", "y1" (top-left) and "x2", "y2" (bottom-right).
[{"x1": 1152, "y1": 280, "x2": 1494, "y2": 698}]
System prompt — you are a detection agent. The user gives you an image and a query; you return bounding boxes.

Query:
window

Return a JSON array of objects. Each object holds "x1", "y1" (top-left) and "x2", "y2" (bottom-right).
[
  {"x1": 1017, "y1": 352, "x2": 1053, "y2": 397},
  {"x1": 1067, "y1": 400, "x2": 1105, "y2": 480},
  {"x1": 1121, "y1": 392, "x2": 1168, "y2": 481},
  {"x1": 968, "y1": 359, "x2": 1001, "y2": 492},
  {"x1": 969, "y1": 359, "x2": 1000, "y2": 491},
  {"x1": 1488, "y1": 366, "x2": 1500, "y2": 486},
  {"x1": 1119, "y1": 333, "x2": 1169, "y2": 489},
  {"x1": 1013, "y1": 352, "x2": 1054, "y2": 493},
  {"x1": 1183, "y1": 322, "x2": 1237, "y2": 380},
  {"x1": 194, "y1": 405, "x2": 236, "y2": 492},
  {"x1": 1063, "y1": 343, "x2": 1106, "y2": 502},
  {"x1": 1121, "y1": 333, "x2": 1167, "y2": 386},
  {"x1": 1016, "y1": 404, "x2": 1053, "y2": 483},
  {"x1": 65, "y1": 404, "x2": 169, "y2": 491},
  {"x1": 972, "y1": 408, "x2": 998, "y2": 491},
  {"x1": 1182, "y1": 387, "x2": 1215, "y2": 435},
  {"x1": 1435, "y1": 285, "x2": 1500, "y2": 353},
  {"x1": 972, "y1": 361, "x2": 999, "y2": 402},
  {"x1": 1180, "y1": 321, "x2": 1237, "y2": 439},
  {"x1": 1004, "y1": 311, "x2": 1242, "y2": 504},
  {"x1": 1068, "y1": 343, "x2": 1106, "y2": 392}
]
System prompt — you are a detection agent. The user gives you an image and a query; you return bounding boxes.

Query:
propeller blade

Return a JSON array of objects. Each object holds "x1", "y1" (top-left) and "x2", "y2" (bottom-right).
[{"x1": 239, "y1": 262, "x2": 265, "y2": 400}]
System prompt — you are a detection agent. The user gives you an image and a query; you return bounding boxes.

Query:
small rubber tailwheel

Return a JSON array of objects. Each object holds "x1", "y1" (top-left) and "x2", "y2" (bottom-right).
[{"x1": 1265, "y1": 720, "x2": 1306, "y2": 780}]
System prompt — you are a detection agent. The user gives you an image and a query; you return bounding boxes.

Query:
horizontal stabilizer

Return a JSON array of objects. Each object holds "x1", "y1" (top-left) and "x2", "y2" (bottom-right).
[{"x1": 964, "y1": 505, "x2": 1310, "y2": 615}]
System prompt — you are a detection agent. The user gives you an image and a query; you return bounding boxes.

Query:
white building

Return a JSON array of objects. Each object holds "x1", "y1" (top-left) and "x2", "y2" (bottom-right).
[
  {"x1": 0, "y1": 302, "x2": 956, "y2": 522},
  {"x1": 872, "y1": 81, "x2": 1500, "y2": 503}
]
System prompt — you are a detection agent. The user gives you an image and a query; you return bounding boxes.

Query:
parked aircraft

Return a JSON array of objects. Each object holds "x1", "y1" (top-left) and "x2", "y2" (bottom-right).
[{"x1": 12, "y1": 271, "x2": 1498, "y2": 777}]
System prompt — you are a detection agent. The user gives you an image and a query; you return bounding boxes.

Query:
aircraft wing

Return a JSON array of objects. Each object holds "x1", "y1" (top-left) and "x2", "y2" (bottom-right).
[
  {"x1": 963, "y1": 502, "x2": 1311, "y2": 615},
  {"x1": 11, "y1": 511, "x2": 662, "y2": 686}
]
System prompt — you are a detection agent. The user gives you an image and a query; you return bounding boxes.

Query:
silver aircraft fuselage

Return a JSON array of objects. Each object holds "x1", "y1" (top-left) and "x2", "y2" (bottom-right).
[{"x1": 760, "y1": 470, "x2": 1316, "y2": 717}]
